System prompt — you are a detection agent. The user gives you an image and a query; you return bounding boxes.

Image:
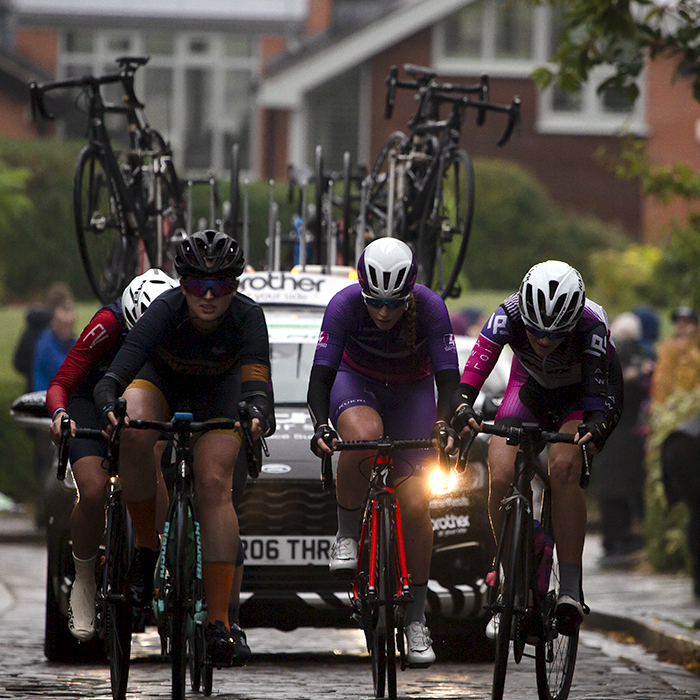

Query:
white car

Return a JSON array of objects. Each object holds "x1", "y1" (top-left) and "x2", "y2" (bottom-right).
[{"x1": 235, "y1": 270, "x2": 512, "y2": 659}]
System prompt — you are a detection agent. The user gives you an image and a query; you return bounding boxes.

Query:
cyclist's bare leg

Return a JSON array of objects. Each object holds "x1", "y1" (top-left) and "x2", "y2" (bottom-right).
[
  {"x1": 548, "y1": 419, "x2": 586, "y2": 566},
  {"x1": 335, "y1": 405, "x2": 383, "y2": 510},
  {"x1": 193, "y1": 431, "x2": 241, "y2": 627},
  {"x1": 393, "y1": 476, "x2": 433, "y2": 583},
  {"x1": 70, "y1": 455, "x2": 110, "y2": 559},
  {"x1": 118, "y1": 386, "x2": 168, "y2": 549},
  {"x1": 487, "y1": 435, "x2": 518, "y2": 540}
]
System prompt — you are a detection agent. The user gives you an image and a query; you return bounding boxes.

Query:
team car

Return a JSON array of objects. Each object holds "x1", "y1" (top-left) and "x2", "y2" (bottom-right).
[
  {"x1": 11, "y1": 269, "x2": 511, "y2": 662},
  {"x1": 235, "y1": 270, "x2": 512, "y2": 658}
]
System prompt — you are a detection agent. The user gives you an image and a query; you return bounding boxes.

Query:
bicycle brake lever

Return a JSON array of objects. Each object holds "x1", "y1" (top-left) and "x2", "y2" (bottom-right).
[
  {"x1": 456, "y1": 429, "x2": 477, "y2": 474},
  {"x1": 497, "y1": 96, "x2": 520, "y2": 147},
  {"x1": 57, "y1": 414, "x2": 72, "y2": 481},
  {"x1": 321, "y1": 453, "x2": 333, "y2": 493},
  {"x1": 579, "y1": 444, "x2": 591, "y2": 489}
]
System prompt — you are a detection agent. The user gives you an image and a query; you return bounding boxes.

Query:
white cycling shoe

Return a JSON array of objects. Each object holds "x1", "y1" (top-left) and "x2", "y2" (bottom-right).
[
  {"x1": 68, "y1": 573, "x2": 96, "y2": 642},
  {"x1": 329, "y1": 537, "x2": 358, "y2": 576},
  {"x1": 486, "y1": 613, "x2": 500, "y2": 640},
  {"x1": 404, "y1": 622, "x2": 436, "y2": 668}
]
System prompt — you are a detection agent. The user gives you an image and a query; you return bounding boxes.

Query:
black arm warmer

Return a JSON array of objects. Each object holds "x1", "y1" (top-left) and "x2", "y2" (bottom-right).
[
  {"x1": 435, "y1": 368, "x2": 460, "y2": 423},
  {"x1": 307, "y1": 364, "x2": 337, "y2": 429},
  {"x1": 93, "y1": 374, "x2": 123, "y2": 424},
  {"x1": 450, "y1": 381, "x2": 480, "y2": 414}
]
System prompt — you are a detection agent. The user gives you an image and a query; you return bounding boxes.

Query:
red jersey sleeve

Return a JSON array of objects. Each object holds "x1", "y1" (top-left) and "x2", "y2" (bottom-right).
[{"x1": 46, "y1": 308, "x2": 121, "y2": 415}]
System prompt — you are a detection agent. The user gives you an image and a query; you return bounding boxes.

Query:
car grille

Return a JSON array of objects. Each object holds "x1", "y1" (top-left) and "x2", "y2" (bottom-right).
[{"x1": 237, "y1": 479, "x2": 337, "y2": 536}]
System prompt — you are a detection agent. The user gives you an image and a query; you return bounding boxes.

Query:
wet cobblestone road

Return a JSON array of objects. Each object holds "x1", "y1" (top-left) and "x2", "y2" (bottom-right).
[{"x1": 1, "y1": 542, "x2": 699, "y2": 699}]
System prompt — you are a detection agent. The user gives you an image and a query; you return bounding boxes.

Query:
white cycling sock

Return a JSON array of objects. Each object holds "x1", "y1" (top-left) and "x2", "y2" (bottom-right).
[{"x1": 69, "y1": 554, "x2": 97, "y2": 641}]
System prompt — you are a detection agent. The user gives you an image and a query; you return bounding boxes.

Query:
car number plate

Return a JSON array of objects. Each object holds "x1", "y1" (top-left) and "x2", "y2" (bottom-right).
[{"x1": 240, "y1": 536, "x2": 336, "y2": 565}]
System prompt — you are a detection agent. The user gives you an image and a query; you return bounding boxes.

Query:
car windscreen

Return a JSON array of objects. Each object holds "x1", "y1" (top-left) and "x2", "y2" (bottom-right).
[{"x1": 270, "y1": 341, "x2": 317, "y2": 404}]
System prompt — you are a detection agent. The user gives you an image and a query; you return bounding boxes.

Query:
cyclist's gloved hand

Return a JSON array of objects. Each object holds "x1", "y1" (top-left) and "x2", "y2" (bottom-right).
[
  {"x1": 244, "y1": 402, "x2": 269, "y2": 437},
  {"x1": 577, "y1": 420, "x2": 608, "y2": 453},
  {"x1": 431, "y1": 421, "x2": 459, "y2": 456},
  {"x1": 311, "y1": 424, "x2": 338, "y2": 457},
  {"x1": 452, "y1": 403, "x2": 481, "y2": 435}
]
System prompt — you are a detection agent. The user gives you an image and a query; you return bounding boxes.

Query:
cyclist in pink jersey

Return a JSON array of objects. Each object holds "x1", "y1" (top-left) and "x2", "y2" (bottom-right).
[
  {"x1": 307, "y1": 237, "x2": 460, "y2": 667},
  {"x1": 452, "y1": 260, "x2": 623, "y2": 636}
]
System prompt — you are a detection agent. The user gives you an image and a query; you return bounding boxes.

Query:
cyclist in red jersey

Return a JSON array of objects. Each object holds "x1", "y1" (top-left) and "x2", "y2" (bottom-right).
[
  {"x1": 47, "y1": 269, "x2": 178, "y2": 641},
  {"x1": 93, "y1": 230, "x2": 271, "y2": 666},
  {"x1": 452, "y1": 261, "x2": 623, "y2": 636}
]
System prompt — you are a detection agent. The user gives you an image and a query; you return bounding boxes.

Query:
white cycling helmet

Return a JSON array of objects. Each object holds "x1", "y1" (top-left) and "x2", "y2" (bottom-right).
[
  {"x1": 121, "y1": 268, "x2": 179, "y2": 330},
  {"x1": 357, "y1": 238, "x2": 417, "y2": 299},
  {"x1": 518, "y1": 260, "x2": 585, "y2": 333}
]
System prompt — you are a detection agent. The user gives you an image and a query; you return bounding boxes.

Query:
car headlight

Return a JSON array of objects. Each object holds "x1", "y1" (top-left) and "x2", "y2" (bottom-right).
[{"x1": 429, "y1": 465, "x2": 458, "y2": 494}]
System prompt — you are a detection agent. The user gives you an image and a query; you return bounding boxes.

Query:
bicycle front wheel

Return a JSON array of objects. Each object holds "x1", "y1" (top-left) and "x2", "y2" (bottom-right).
[
  {"x1": 74, "y1": 145, "x2": 137, "y2": 303},
  {"x1": 376, "y1": 500, "x2": 397, "y2": 700},
  {"x1": 169, "y1": 496, "x2": 197, "y2": 700},
  {"x1": 535, "y1": 559, "x2": 579, "y2": 700},
  {"x1": 102, "y1": 495, "x2": 134, "y2": 700},
  {"x1": 491, "y1": 500, "x2": 527, "y2": 700},
  {"x1": 417, "y1": 148, "x2": 475, "y2": 299}
]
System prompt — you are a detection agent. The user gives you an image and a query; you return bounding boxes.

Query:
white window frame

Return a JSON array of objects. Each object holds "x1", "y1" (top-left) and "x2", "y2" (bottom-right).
[
  {"x1": 432, "y1": 0, "x2": 647, "y2": 136},
  {"x1": 58, "y1": 29, "x2": 260, "y2": 175}
]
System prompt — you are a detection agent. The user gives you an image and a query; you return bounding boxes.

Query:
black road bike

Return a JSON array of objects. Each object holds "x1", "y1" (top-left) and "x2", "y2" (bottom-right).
[
  {"x1": 360, "y1": 64, "x2": 519, "y2": 299},
  {"x1": 30, "y1": 56, "x2": 186, "y2": 303},
  {"x1": 459, "y1": 422, "x2": 591, "y2": 700},
  {"x1": 121, "y1": 403, "x2": 263, "y2": 699},
  {"x1": 57, "y1": 405, "x2": 134, "y2": 700},
  {"x1": 320, "y1": 431, "x2": 449, "y2": 700}
]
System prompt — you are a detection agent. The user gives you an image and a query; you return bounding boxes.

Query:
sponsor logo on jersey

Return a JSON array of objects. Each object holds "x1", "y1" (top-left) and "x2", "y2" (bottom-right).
[
  {"x1": 83, "y1": 323, "x2": 108, "y2": 349},
  {"x1": 316, "y1": 331, "x2": 329, "y2": 349}
]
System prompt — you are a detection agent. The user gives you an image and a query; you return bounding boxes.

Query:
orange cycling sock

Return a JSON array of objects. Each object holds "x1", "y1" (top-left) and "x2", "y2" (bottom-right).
[
  {"x1": 126, "y1": 497, "x2": 159, "y2": 550},
  {"x1": 203, "y1": 561, "x2": 236, "y2": 629}
]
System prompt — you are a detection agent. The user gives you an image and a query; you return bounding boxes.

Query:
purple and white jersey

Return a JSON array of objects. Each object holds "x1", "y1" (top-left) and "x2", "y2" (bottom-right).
[
  {"x1": 461, "y1": 293, "x2": 617, "y2": 416},
  {"x1": 312, "y1": 284, "x2": 458, "y2": 384}
]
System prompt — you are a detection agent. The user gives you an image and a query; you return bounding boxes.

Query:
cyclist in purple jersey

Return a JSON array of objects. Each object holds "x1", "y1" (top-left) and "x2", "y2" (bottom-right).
[
  {"x1": 307, "y1": 238, "x2": 460, "y2": 668},
  {"x1": 452, "y1": 261, "x2": 623, "y2": 636}
]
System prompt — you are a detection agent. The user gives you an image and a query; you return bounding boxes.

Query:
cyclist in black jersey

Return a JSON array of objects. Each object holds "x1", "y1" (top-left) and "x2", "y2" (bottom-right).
[{"x1": 94, "y1": 230, "x2": 271, "y2": 666}]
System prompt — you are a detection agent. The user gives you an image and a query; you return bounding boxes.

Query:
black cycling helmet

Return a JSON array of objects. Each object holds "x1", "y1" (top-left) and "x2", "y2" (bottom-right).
[{"x1": 174, "y1": 229, "x2": 246, "y2": 279}]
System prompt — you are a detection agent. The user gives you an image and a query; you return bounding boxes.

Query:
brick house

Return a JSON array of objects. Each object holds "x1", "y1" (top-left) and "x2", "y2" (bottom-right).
[{"x1": 258, "y1": 0, "x2": 700, "y2": 243}]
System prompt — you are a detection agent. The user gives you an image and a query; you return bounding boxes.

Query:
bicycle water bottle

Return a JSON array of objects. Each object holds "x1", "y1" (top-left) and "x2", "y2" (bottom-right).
[{"x1": 533, "y1": 519, "x2": 554, "y2": 595}]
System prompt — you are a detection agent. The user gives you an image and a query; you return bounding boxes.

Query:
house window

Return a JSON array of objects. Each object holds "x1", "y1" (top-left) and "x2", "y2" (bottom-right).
[
  {"x1": 59, "y1": 30, "x2": 258, "y2": 173},
  {"x1": 434, "y1": 0, "x2": 646, "y2": 135}
]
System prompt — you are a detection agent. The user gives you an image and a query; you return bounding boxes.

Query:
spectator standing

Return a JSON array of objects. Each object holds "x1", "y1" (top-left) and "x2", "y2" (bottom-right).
[
  {"x1": 13, "y1": 282, "x2": 75, "y2": 392},
  {"x1": 32, "y1": 304, "x2": 77, "y2": 391},
  {"x1": 594, "y1": 312, "x2": 652, "y2": 567},
  {"x1": 651, "y1": 306, "x2": 700, "y2": 404}
]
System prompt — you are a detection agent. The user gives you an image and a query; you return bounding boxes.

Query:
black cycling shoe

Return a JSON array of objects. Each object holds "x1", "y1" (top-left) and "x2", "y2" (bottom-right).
[
  {"x1": 205, "y1": 620, "x2": 238, "y2": 668},
  {"x1": 229, "y1": 623, "x2": 252, "y2": 666},
  {"x1": 127, "y1": 546, "x2": 158, "y2": 609}
]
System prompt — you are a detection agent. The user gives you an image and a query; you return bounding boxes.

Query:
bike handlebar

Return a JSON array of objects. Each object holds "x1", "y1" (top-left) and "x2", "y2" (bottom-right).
[
  {"x1": 319, "y1": 429, "x2": 451, "y2": 493},
  {"x1": 30, "y1": 56, "x2": 149, "y2": 121},
  {"x1": 56, "y1": 398, "x2": 126, "y2": 480},
  {"x1": 457, "y1": 420, "x2": 592, "y2": 488}
]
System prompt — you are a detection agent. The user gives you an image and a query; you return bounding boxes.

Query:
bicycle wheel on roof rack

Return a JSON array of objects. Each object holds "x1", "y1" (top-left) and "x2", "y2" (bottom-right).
[
  {"x1": 74, "y1": 144, "x2": 137, "y2": 304},
  {"x1": 360, "y1": 131, "x2": 408, "y2": 241},
  {"x1": 416, "y1": 148, "x2": 475, "y2": 299}
]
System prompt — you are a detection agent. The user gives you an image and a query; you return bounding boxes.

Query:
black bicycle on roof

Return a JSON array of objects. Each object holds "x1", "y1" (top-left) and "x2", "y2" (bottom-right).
[
  {"x1": 56, "y1": 402, "x2": 134, "y2": 700},
  {"x1": 458, "y1": 421, "x2": 591, "y2": 700},
  {"x1": 359, "y1": 64, "x2": 520, "y2": 299},
  {"x1": 30, "y1": 56, "x2": 187, "y2": 304},
  {"x1": 320, "y1": 429, "x2": 450, "y2": 700}
]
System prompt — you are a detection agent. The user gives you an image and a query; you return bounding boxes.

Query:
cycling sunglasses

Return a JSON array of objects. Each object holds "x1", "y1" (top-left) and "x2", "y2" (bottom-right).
[
  {"x1": 182, "y1": 278, "x2": 236, "y2": 297},
  {"x1": 525, "y1": 325, "x2": 569, "y2": 340},
  {"x1": 363, "y1": 294, "x2": 408, "y2": 310}
]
